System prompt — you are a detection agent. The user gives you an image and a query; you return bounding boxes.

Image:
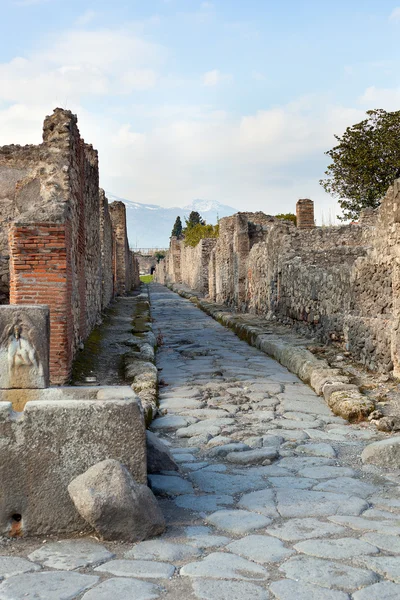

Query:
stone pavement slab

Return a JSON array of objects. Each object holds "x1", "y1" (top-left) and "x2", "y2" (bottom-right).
[
  {"x1": 148, "y1": 474, "x2": 194, "y2": 496},
  {"x1": 266, "y1": 518, "x2": 346, "y2": 541},
  {"x1": 352, "y1": 581, "x2": 400, "y2": 599},
  {"x1": 28, "y1": 540, "x2": 115, "y2": 571},
  {"x1": 293, "y1": 537, "x2": 379, "y2": 559},
  {"x1": 226, "y1": 535, "x2": 293, "y2": 563},
  {"x1": 207, "y1": 509, "x2": 271, "y2": 534},
  {"x1": 180, "y1": 552, "x2": 268, "y2": 580},
  {"x1": 191, "y1": 578, "x2": 269, "y2": 600},
  {"x1": 269, "y1": 579, "x2": 350, "y2": 600},
  {"x1": 81, "y1": 577, "x2": 162, "y2": 600},
  {"x1": 124, "y1": 540, "x2": 201, "y2": 562},
  {"x1": 0, "y1": 557, "x2": 40, "y2": 580},
  {"x1": 0, "y1": 571, "x2": 98, "y2": 600},
  {"x1": 276, "y1": 489, "x2": 367, "y2": 517},
  {"x1": 94, "y1": 559, "x2": 175, "y2": 579},
  {"x1": 174, "y1": 493, "x2": 234, "y2": 512}
]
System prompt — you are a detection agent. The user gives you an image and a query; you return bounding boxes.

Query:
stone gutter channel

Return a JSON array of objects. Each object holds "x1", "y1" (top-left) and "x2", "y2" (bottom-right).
[{"x1": 165, "y1": 283, "x2": 375, "y2": 426}]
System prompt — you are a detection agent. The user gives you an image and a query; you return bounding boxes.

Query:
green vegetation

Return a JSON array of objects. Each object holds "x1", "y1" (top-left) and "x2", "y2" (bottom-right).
[
  {"x1": 171, "y1": 216, "x2": 183, "y2": 238},
  {"x1": 185, "y1": 210, "x2": 205, "y2": 228},
  {"x1": 140, "y1": 274, "x2": 153, "y2": 283},
  {"x1": 275, "y1": 213, "x2": 297, "y2": 225},
  {"x1": 320, "y1": 109, "x2": 400, "y2": 221},
  {"x1": 183, "y1": 222, "x2": 219, "y2": 247},
  {"x1": 154, "y1": 251, "x2": 166, "y2": 262}
]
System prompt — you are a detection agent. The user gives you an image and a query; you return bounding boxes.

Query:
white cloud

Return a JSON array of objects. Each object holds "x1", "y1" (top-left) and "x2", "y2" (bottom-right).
[
  {"x1": 202, "y1": 69, "x2": 231, "y2": 86},
  {"x1": 389, "y1": 7, "x2": 400, "y2": 20},
  {"x1": 359, "y1": 85, "x2": 400, "y2": 110}
]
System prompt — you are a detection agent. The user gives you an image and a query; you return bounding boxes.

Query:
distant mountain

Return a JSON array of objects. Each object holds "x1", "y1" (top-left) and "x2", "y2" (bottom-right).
[{"x1": 106, "y1": 195, "x2": 237, "y2": 248}]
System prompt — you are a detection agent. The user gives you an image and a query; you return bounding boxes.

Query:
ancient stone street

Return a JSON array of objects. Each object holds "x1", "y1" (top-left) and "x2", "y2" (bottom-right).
[{"x1": 1, "y1": 283, "x2": 400, "y2": 599}]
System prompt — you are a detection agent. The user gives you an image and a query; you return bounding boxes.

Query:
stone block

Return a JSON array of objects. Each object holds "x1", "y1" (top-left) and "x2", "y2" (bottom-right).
[
  {"x1": 0, "y1": 305, "x2": 49, "y2": 389},
  {"x1": 361, "y1": 436, "x2": 400, "y2": 467},
  {"x1": 0, "y1": 391, "x2": 146, "y2": 537}
]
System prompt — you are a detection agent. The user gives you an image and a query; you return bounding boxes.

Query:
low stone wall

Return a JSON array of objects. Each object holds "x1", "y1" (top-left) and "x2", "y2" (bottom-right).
[
  {"x1": 0, "y1": 386, "x2": 146, "y2": 537},
  {"x1": 155, "y1": 184, "x2": 400, "y2": 376}
]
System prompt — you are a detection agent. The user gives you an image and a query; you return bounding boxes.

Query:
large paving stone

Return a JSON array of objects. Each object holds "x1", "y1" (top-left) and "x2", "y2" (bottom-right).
[
  {"x1": 352, "y1": 581, "x2": 400, "y2": 600},
  {"x1": 273, "y1": 419, "x2": 322, "y2": 429},
  {"x1": 0, "y1": 557, "x2": 40, "y2": 580},
  {"x1": 268, "y1": 476, "x2": 317, "y2": 489},
  {"x1": 124, "y1": 540, "x2": 202, "y2": 562},
  {"x1": 207, "y1": 510, "x2": 271, "y2": 535},
  {"x1": 226, "y1": 448, "x2": 278, "y2": 465},
  {"x1": 356, "y1": 556, "x2": 400, "y2": 583},
  {"x1": 293, "y1": 537, "x2": 379, "y2": 559},
  {"x1": 266, "y1": 429, "x2": 309, "y2": 441},
  {"x1": 298, "y1": 466, "x2": 356, "y2": 479},
  {"x1": 276, "y1": 489, "x2": 367, "y2": 517},
  {"x1": 238, "y1": 489, "x2": 279, "y2": 518},
  {"x1": 280, "y1": 555, "x2": 378, "y2": 590},
  {"x1": 191, "y1": 578, "x2": 269, "y2": 600},
  {"x1": 159, "y1": 397, "x2": 202, "y2": 409},
  {"x1": 277, "y1": 457, "x2": 334, "y2": 470},
  {"x1": 180, "y1": 552, "x2": 268, "y2": 580},
  {"x1": 313, "y1": 477, "x2": 377, "y2": 498},
  {"x1": 81, "y1": 577, "x2": 161, "y2": 600},
  {"x1": 361, "y1": 532, "x2": 400, "y2": 553},
  {"x1": 177, "y1": 419, "x2": 234, "y2": 438},
  {"x1": 94, "y1": 559, "x2": 175, "y2": 579},
  {"x1": 270, "y1": 579, "x2": 350, "y2": 600},
  {"x1": 0, "y1": 571, "x2": 98, "y2": 600},
  {"x1": 206, "y1": 443, "x2": 250, "y2": 458},
  {"x1": 189, "y1": 471, "x2": 266, "y2": 495},
  {"x1": 361, "y1": 437, "x2": 400, "y2": 467},
  {"x1": 226, "y1": 535, "x2": 293, "y2": 564},
  {"x1": 28, "y1": 540, "x2": 115, "y2": 570},
  {"x1": 174, "y1": 494, "x2": 234, "y2": 512},
  {"x1": 150, "y1": 415, "x2": 190, "y2": 431},
  {"x1": 296, "y1": 443, "x2": 336, "y2": 458},
  {"x1": 148, "y1": 474, "x2": 194, "y2": 496},
  {"x1": 267, "y1": 518, "x2": 346, "y2": 541},
  {"x1": 328, "y1": 516, "x2": 400, "y2": 535}
]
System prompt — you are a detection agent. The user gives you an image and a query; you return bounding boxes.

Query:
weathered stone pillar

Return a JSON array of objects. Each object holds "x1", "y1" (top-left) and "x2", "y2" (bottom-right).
[{"x1": 296, "y1": 199, "x2": 315, "y2": 229}]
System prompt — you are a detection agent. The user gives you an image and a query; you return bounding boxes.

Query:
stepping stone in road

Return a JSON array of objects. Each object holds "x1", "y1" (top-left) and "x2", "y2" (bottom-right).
[
  {"x1": 28, "y1": 539, "x2": 115, "y2": 571},
  {"x1": 0, "y1": 571, "x2": 98, "y2": 600},
  {"x1": 124, "y1": 540, "x2": 202, "y2": 562},
  {"x1": 148, "y1": 474, "x2": 194, "y2": 496},
  {"x1": 206, "y1": 510, "x2": 271, "y2": 535},
  {"x1": 191, "y1": 578, "x2": 269, "y2": 600},
  {"x1": 293, "y1": 537, "x2": 379, "y2": 559},
  {"x1": 267, "y1": 518, "x2": 346, "y2": 541},
  {"x1": 270, "y1": 579, "x2": 350, "y2": 600},
  {"x1": 280, "y1": 555, "x2": 378, "y2": 590},
  {"x1": 180, "y1": 552, "x2": 268, "y2": 580},
  {"x1": 226, "y1": 535, "x2": 293, "y2": 564},
  {"x1": 0, "y1": 557, "x2": 41, "y2": 580},
  {"x1": 94, "y1": 559, "x2": 175, "y2": 579},
  {"x1": 81, "y1": 577, "x2": 161, "y2": 600}
]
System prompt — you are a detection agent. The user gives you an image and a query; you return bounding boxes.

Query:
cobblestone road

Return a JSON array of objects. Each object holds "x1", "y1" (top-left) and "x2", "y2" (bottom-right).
[{"x1": 1, "y1": 284, "x2": 400, "y2": 599}]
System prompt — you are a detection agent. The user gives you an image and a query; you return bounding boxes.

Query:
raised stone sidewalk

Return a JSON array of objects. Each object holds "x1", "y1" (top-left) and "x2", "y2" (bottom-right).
[{"x1": 1, "y1": 283, "x2": 400, "y2": 599}]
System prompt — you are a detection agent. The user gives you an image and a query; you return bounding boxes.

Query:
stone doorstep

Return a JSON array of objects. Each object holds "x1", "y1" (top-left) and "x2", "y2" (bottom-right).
[{"x1": 167, "y1": 283, "x2": 374, "y2": 426}]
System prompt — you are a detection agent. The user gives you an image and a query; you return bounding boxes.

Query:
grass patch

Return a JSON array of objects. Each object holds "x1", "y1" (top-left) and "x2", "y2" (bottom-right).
[{"x1": 140, "y1": 274, "x2": 154, "y2": 283}]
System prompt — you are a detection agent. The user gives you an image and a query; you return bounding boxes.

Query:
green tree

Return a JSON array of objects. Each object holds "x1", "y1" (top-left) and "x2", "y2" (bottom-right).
[
  {"x1": 183, "y1": 223, "x2": 219, "y2": 247},
  {"x1": 171, "y1": 216, "x2": 183, "y2": 238},
  {"x1": 185, "y1": 211, "x2": 205, "y2": 228},
  {"x1": 320, "y1": 109, "x2": 400, "y2": 221},
  {"x1": 275, "y1": 213, "x2": 297, "y2": 225}
]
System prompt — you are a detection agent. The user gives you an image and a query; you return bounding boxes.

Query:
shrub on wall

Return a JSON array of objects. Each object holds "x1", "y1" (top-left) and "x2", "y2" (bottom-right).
[{"x1": 183, "y1": 223, "x2": 219, "y2": 247}]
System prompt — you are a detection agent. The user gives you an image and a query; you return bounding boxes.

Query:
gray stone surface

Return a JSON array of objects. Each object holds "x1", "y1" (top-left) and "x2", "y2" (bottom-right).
[
  {"x1": 352, "y1": 581, "x2": 400, "y2": 600},
  {"x1": 0, "y1": 305, "x2": 50, "y2": 389},
  {"x1": 207, "y1": 510, "x2": 271, "y2": 535},
  {"x1": 146, "y1": 431, "x2": 178, "y2": 473},
  {"x1": 267, "y1": 518, "x2": 346, "y2": 541},
  {"x1": 361, "y1": 437, "x2": 400, "y2": 467},
  {"x1": 0, "y1": 557, "x2": 40, "y2": 579},
  {"x1": 95, "y1": 559, "x2": 175, "y2": 579},
  {"x1": 81, "y1": 577, "x2": 161, "y2": 600},
  {"x1": 293, "y1": 537, "x2": 378, "y2": 559},
  {"x1": 190, "y1": 471, "x2": 266, "y2": 495},
  {"x1": 0, "y1": 571, "x2": 98, "y2": 599},
  {"x1": 68, "y1": 460, "x2": 165, "y2": 542},
  {"x1": 148, "y1": 474, "x2": 194, "y2": 496},
  {"x1": 276, "y1": 489, "x2": 367, "y2": 517},
  {"x1": 280, "y1": 555, "x2": 378, "y2": 590},
  {"x1": 180, "y1": 552, "x2": 268, "y2": 580},
  {"x1": 206, "y1": 443, "x2": 250, "y2": 458},
  {"x1": 0, "y1": 393, "x2": 147, "y2": 537},
  {"x1": 298, "y1": 466, "x2": 357, "y2": 479},
  {"x1": 191, "y1": 578, "x2": 269, "y2": 600},
  {"x1": 150, "y1": 415, "x2": 189, "y2": 431},
  {"x1": 238, "y1": 489, "x2": 279, "y2": 517},
  {"x1": 361, "y1": 532, "x2": 400, "y2": 553},
  {"x1": 328, "y1": 516, "x2": 400, "y2": 535},
  {"x1": 124, "y1": 540, "x2": 202, "y2": 562},
  {"x1": 356, "y1": 556, "x2": 400, "y2": 583},
  {"x1": 313, "y1": 477, "x2": 377, "y2": 498},
  {"x1": 226, "y1": 448, "x2": 278, "y2": 465},
  {"x1": 270, "y1": 579, "x2": 350, "y2": 600},
  {"x1": 296, "y1": 442, "x2": 336, "y2": 458},
  {"x1": 226, "y1": 535, "x2": 293, "y2": 563},
  {"x1": 28, "y1": 540, "x2": 115, "y2": 570}
]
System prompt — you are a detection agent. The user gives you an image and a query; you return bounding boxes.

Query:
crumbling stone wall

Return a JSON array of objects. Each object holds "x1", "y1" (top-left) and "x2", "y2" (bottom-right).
[
  {"x1": 179, "y1": 238, "x2": 217, "y2": 294},
  {"x1": 0, "y1": 109, "x2": 139, "y2": 384},
  {"x1": 156, "y1": 188, "x2": 400, "y2": 375}
]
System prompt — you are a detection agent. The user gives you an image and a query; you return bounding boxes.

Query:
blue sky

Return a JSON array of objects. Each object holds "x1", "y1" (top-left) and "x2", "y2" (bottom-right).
[{"x1": 1, "y1": 0, "x2": 399, "y2": 221}]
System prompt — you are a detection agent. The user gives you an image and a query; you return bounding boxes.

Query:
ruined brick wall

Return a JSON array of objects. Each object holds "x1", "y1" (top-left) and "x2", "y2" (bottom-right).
[
  {"x1": 0, "y1": 109, "x2": 139, "y2": 384},
  {"x1": 179, "y1": 238, "x2": 217, "y2": 294},
  {"x1": 109, "y1": 201, "x2": 134, "y2": 295}
]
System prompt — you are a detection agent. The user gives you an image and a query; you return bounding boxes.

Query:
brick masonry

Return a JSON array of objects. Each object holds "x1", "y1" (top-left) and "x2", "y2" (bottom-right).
[{"x1": 0, "y1": 109, "x2": 140, "y2": 384}]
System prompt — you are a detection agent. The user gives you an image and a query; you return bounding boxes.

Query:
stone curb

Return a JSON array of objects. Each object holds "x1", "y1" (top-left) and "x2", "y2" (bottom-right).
[
  {"x1": 166, "y1": 283, "x2": 374, "y2": 423},
  {"x1": 124, "y1": 284, "x2": 158, "y2": 426}
]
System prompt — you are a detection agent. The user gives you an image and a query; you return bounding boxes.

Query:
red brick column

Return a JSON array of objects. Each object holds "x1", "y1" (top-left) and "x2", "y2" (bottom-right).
[{"x1": 9, "y1": 223, "x2": 73, "y2": 385}]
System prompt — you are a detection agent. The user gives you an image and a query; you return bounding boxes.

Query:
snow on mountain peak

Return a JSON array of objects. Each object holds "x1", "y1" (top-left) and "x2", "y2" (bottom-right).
[{"x1": 183, "y1": 199, "x2": 223, "y2": 212}]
